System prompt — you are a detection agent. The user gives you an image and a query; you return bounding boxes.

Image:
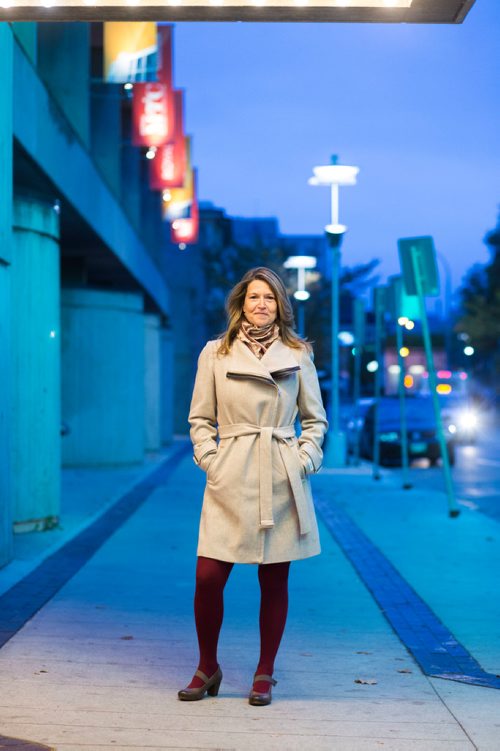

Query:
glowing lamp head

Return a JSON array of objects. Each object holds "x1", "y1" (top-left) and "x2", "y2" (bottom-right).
[{"x1": 294, "y1": 290, "x2": 310, "y2": 301}]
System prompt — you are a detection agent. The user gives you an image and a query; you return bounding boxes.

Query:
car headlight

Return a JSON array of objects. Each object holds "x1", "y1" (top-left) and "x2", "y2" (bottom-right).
[
  {"x1": 458, "y1": 410, "x2": 478, "y2": 429},
  {"x1": 379, "y1": 431, "x2": 399, "y2": 442}
]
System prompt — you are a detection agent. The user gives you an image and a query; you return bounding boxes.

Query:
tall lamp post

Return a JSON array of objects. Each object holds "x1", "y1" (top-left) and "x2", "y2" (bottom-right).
[
  {"x1": 284, "y1": 255, "x2": 317, "y2": 337},
  {"x1": 436, "y1": 250, "x2": 453, "y2": 367},
  {"x1": 309, "y1": 156, "x2": 359, "y2": 467}
]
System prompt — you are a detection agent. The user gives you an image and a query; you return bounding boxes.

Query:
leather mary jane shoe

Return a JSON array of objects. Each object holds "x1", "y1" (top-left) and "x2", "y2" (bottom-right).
[
  {"x1": 178, "y1": 667, "x2": 222, "y2": 701},
  {"x1": 248, "y1": 673, "x2": 277, "y2": 706}
]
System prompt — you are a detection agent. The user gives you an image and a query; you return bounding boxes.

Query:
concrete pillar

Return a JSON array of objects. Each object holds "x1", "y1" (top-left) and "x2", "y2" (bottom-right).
[
  {"x1": 0, "y1": 24, "x2": 13, "y2": 565},
  {"x1": 61, "y1": 289, "x2": 144, "y2": 466},
  {"x1": 160, "y1": 327, "x2": 174, "y2": 445},
  {"x1": 11, "y1": 197, "x2": 61, "y2": 533},
  {"x1": 144, "y1": 314, "x2": 161, "y2": 452}
]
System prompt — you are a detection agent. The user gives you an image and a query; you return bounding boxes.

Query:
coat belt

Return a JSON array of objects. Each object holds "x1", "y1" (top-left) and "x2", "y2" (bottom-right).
[{"x1": 217, "y1": 423, "x2": 311, "y2": 536}]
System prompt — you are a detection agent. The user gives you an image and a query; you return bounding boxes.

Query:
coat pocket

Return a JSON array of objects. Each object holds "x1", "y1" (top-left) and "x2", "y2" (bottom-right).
[{"x1": 292, "y1": 442, "x2": 307, "y2": 480}]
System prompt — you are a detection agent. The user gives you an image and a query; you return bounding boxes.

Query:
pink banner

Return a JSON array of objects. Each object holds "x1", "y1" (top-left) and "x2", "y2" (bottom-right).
[
  {"x1": 149, "y1": 90, "x2": 186, "y2": 188},
  {"x1": 132, "y1": 81, "x2": 175, "y2": 147}
]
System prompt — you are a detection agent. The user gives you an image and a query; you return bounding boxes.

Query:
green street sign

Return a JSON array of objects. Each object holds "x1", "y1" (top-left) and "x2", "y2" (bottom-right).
[
  {"x1": 387, "y1": 274, "x2": 420, "y2": 321},
  {"x1": 398, "y1": 236, "x2": 440, "y2": 297}
]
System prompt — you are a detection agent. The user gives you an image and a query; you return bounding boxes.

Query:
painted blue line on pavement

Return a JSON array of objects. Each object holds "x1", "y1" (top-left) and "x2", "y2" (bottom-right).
[
  {"x1": 315, "y1": 490, "x2": 500, "y2": 690},
  {"x1": 0, "y1": 442, "x2": 191, "y2": 650}
]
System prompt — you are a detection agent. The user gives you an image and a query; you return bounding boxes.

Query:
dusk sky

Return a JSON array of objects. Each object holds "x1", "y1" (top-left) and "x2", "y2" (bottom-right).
[{"x1": 173, "y1": 0, "x2": 499, "y2": 296}]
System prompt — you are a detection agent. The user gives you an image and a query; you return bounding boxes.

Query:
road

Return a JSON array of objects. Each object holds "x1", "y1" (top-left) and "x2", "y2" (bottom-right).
[{"x1": 384, "y1": 412, "x2": 500, "y2": 523}]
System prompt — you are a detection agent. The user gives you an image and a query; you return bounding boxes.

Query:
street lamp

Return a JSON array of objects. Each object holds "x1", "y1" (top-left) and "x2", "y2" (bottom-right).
[
  {"x1": 283, "y1": 255, "x2": 317, "y2": 337},
  {"x1": 309, "y1": 156, "x2": 359, "y2": 467}
]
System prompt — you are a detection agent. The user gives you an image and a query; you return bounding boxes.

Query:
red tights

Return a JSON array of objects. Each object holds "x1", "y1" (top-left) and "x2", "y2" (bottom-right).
[{"x1": 188, "y1": 556, "x2": 290, "y2": 691}]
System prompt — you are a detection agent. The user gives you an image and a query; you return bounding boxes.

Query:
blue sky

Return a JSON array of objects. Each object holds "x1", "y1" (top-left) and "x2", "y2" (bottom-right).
[{"x1": 174, "y1": 1, "x2": 499, "y2": 292}]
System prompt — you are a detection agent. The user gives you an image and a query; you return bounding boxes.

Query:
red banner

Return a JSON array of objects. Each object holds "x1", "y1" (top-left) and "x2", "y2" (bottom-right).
[
  {"x1": 149, "y1": 90, "x2": 186, "y2": 188},
  {"x1": 171, "y1": 170, "x2": 199, "y2": 246},
  {"x1": 157, "y1": 25, "x2": 174, "y2": 87},
  {"x1": 132, "y1": 81, "x2": 175, "y2": 147}
]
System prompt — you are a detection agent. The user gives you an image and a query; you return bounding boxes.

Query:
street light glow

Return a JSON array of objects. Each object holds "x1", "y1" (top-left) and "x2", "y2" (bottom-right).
[
  {"x1": 338, "y1": 331, "x2": 355, "y2": 346},
  {"x1": 309, "y1": 164, "x2": 359, "y2": 187},
  {"x1": 366, "y1": 360, "x2": 378, "y2": 372},
  {"x1": 464, "y1": 346, "x2": 474, "y2": 356},
  {"x1": 283, "y1": 255, "x2": 317, "y2": 269},
  {"x1": 399, "y1": 347, "x2": 410, "y2": 357},
  {"x1": 325, "y1": 223, "x2": 347, "y2": 236},
  {"x1": 294, "y1": 290, "x2": 310, "y2": 301}
]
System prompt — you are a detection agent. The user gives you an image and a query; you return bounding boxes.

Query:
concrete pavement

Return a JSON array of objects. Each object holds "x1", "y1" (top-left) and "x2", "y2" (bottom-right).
[{"x1": 0, "y1": 441, "x2": 499, "y2": 750}]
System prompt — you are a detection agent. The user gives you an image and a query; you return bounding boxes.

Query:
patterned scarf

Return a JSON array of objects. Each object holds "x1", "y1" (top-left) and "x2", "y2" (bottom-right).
[{"x1": 237, "y1": 318, "x2": 280, "y2": 360}]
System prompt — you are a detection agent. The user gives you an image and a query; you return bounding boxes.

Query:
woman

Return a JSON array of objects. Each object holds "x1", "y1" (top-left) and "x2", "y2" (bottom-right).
[{"x1": 178, "y1": 267, "x2": 327, "y2": 706}]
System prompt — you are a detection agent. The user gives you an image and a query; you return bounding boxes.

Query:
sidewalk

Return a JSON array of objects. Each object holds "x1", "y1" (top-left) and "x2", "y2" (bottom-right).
[{"x1": 0, "y1": 444, "x2": 499, "y2": 750}]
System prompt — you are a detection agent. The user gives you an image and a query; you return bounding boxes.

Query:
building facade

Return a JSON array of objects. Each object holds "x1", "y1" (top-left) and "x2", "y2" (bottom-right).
[{"x1": 0, "y1": 22, "x2": 206, "y2": 567}]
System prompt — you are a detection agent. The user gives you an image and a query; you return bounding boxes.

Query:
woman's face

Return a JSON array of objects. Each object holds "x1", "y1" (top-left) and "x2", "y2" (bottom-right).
[{"x1": 243, "y1": 279, "x2": 278, "y2": 328}]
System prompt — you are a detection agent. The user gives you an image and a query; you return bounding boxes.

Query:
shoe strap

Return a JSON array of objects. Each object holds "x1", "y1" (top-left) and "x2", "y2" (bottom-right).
[
  {"x1": 254, "y1": 673, "x2": 277, "y2": 685},
  {"x1": 195, "y1": 669, "x2": 210, "y2": 683}
]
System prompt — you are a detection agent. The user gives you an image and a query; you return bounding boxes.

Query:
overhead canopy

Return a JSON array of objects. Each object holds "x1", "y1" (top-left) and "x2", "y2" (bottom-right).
[{"x1": 1, "y1": 0, "x2": 476, "y2": 23}]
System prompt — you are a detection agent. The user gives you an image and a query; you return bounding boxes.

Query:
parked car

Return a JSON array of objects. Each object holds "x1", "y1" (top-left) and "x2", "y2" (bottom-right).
[{"x1": 359, "y1": 396, "x2": 455, "y2": 467}]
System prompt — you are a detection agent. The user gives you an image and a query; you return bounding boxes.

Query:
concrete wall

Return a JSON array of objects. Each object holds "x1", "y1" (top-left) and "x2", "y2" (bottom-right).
[
  {"x1": 160, "y1": 327, "x2": 174, "y2": 445},
  {"x1": 0, "y1": 25, "x2": 14, "y2": 566},
  {"x1": 61, "y1": 289, "x2": 145, "y2": 466},
  {"x1": 90, "y1": 83, "x2": 122, "y2": 198},
  {"x1": 11, "y1": 197, "x2": 61, "y2": 532},
  {"x1": 144, "y1": 314, "x2": 161, "y2": 452},
  {"x1": 11, "y1": 22, "x2": 37, "y2": 65},
  {"x1": 37, "y1": 22, "x2": 90, "y2": 149}
]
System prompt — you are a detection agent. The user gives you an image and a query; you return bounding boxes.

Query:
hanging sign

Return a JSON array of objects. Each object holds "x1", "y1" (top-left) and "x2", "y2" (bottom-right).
[
  {"x1": 171, "y1": 170, "x2": 199, "y2": 245},
  {"x1": 104, "y1": 22, "x2": 158, "y2": 83},
  {"x1": 150, "y1": 136, "x2": 188, "y2": 188},
  {"x1": 132, "y1": 82, "x2": 175, "y2": 147},
  {"x1": 161, "y1": 155, "x2": 193, "y2": 221},
  {"x1": 153, "y1": 91, "x2": 187, "y2": 191},
  {"x1": 157, "y1": 24, "x2": 174, "y2": 88}
]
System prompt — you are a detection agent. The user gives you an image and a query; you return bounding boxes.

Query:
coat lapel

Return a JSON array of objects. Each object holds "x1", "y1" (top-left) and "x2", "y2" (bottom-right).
[
  {"x1": 261, "y1": 339, "x2": 301, "y2": 377},
  {"x1": 226, "y1": 338, "x2": 301, "y2": 384}
]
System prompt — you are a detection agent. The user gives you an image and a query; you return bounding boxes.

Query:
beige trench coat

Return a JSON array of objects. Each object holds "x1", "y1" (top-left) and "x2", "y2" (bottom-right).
[{"x1": 188, "y1": 337, "x2": 328, "y2": 564}]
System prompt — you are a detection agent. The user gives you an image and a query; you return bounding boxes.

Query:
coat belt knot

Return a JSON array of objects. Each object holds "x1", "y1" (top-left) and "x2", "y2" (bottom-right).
[{"x1": 217, "y1": 423, "x2": 311, "y2": 535}]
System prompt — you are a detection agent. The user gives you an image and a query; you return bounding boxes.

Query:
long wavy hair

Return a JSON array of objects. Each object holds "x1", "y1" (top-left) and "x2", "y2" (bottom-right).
[{"x1": 216, "y1": 267, "x2": 311, "y2": 355}]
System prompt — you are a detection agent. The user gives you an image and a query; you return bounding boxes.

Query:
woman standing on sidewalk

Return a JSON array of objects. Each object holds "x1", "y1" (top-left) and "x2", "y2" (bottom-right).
[{"x1": 178, "y1": 267, "x2": 327, "y2": 706}]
